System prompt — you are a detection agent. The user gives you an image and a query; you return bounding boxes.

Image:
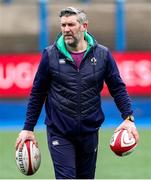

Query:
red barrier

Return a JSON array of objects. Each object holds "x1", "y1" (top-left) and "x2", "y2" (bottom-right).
[
  {"x1": 0, "y1": 52, "x2": 151, "y2": 98},
  {"x1": 0, "y1": 54, "x2": 40, "y2": 97}
]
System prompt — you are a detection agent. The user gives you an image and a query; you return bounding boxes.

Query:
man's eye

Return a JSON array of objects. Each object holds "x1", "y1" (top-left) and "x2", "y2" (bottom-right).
[
  {"x1": 68, "y1": 24, "x2": 74, "y2": 27},
  {"x1": 61, "y1": 24, "x2": 66, "y2": 27}
]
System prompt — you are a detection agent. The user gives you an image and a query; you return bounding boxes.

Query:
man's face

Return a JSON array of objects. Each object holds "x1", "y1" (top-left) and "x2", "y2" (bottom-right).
[{"x1": 60, "y1": 15, "x2": 86, "y2": 47}]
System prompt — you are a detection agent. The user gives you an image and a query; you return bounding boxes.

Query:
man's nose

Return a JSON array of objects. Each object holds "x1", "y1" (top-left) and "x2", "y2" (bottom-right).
[{"x1": 64, "y1": 25, "x2": 70, "y2": 32}]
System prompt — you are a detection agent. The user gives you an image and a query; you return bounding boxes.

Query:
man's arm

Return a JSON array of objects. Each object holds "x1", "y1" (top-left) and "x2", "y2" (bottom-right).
[
  {"x1": 23, "y1": 49, "x2": 50, "y2": 131},
  {"x1": 15, "y1": 49, "x2": 51, "y2": 149},
  {"x1": 104, "y1": 50, "x2": 139, "y2": 143}
]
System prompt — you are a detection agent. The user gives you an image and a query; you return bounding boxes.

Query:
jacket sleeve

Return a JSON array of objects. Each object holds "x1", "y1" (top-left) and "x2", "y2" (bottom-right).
[
  {"x1": 104, "y1": 50, "x2": 133, "y2": 119},
  {"x1": 23, "y1": 49, "x2": 51, "y2": 131}
]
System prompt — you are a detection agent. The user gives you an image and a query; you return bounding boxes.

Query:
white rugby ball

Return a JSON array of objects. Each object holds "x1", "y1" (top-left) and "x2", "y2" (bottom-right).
[
  {"x1": 15, "y1": 140, "x2": 41, "y2": 175},
  {"x1": 110, "y1": 129, "x2": 137, "y2": 156}
]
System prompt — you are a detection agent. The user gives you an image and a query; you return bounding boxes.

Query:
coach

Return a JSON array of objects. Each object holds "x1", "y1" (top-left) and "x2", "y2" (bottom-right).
[{"x1": 16, "y1": 7, "x2": 139, "y2": 179}]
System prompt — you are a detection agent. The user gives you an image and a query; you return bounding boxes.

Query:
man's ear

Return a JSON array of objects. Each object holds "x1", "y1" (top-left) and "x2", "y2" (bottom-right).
[{"x1": 81, "y1": 22, "x2": 88, "y2": 32}]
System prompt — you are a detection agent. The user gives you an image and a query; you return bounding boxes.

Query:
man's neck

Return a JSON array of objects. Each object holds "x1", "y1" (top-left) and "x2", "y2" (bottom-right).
[{"x1": 66, "y1": 40, "x2": 88, "y2": 53}]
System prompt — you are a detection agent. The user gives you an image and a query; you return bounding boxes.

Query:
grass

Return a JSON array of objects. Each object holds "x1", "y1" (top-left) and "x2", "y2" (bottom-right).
[{"x1": 0, "y1": 128, "x2": 151, "y2": 179}]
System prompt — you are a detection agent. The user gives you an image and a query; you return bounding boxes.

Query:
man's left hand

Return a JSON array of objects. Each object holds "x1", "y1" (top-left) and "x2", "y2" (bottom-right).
[{"x1": 115, "y1": 119, "x2": 139, "y2": 144}]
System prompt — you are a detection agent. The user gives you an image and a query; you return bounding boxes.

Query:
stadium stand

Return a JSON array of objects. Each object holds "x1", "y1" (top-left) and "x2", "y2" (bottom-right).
[{"x1": 0, "y1": 0, "x2": 151, "y2": 52}]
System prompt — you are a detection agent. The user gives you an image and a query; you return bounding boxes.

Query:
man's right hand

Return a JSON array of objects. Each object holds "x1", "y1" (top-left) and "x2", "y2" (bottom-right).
[{"x1": 15, "y1": 130, "x2": 38, "y2": 150}]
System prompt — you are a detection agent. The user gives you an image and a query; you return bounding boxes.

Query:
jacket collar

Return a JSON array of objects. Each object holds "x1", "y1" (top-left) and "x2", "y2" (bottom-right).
[{"x1": 56, "y1": 32, "x2": 95, "y2": 62}]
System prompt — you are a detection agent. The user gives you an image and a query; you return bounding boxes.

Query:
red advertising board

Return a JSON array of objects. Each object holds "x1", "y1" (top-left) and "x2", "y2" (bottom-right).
[
  {"x1": 0, "y1": 52, "x2": 151, "y2": 98},
  {"x1": 102, "y1": 52, "x2": 151, "y2": 96},
  {"x1": 0, "y1": 53, "x2": 40, "y2": 97}
]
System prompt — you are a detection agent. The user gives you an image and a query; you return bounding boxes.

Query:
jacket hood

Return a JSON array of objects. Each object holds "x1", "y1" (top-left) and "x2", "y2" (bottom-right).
[{"x1": 56, "y1": 32, "x2": 95, "y2": 62}]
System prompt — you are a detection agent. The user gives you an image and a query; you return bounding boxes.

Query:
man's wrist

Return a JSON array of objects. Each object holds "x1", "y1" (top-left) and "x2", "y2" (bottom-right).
[
  {"x1": 23, "y1": 123, "x2": 34, "y2": 131},
  {"x1": 125, "y1": 115, "x2": 135, "y2": 122}
]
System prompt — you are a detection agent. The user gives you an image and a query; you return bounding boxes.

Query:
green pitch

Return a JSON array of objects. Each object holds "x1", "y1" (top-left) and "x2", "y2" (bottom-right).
[{"x1": 0, "y1": 129, "x2": 151, "y2": 179}]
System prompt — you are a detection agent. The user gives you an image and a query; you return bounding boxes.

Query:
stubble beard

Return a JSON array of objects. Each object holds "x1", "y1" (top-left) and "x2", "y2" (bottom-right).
[
  {"x1": 65, "y1": 37, "x2": 78, "y2": 48},
  {"x1": 64, "y1": 33, "x2": 81, "y2": 49}
]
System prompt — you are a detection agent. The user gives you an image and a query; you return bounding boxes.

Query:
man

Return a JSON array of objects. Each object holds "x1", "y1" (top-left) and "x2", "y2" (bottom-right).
[{"x1": 16, "y1": 7, "x2": 139, "y2": 179}]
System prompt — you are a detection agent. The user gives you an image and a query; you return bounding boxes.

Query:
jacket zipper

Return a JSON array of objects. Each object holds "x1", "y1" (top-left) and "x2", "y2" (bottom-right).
[
  {"x1": 66, "y1": 58, "x2": 82, "y2": 134},
  {"x1": 77, "y1": 67, "x2": 81, "y2": 134},
  {"x1": 66, "y1": 54, "x2": 92, "y2": 134}
]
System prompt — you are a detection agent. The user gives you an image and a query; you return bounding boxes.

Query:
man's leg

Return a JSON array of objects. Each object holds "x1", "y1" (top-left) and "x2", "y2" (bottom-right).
[
  {"x1": 47, "y1": 129, "x2": 76, "y2": 179},
  {"x1": 76, "y1": 132, "x2": 99, "y2": 179}
]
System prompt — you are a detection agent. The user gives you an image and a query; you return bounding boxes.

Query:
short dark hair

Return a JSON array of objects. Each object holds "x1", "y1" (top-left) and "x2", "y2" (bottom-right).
[{"x1": 59, "y1": 7, "x2": 88, "y2": 24}]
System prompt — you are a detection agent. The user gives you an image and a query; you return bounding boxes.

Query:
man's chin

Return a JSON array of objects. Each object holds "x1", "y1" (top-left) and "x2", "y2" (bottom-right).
[{"x1": 65, "y1": 40, "x2": 74, "y2": 46}]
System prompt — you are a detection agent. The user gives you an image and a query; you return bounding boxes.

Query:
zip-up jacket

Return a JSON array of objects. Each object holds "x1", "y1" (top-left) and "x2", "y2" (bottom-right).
[{"x1": 23, "y1": 32, "x2": 133, "y2": 136}]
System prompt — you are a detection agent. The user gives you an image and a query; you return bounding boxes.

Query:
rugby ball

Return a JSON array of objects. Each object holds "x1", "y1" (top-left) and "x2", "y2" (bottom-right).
[
  {"x1": 15, "y1": 140, "x2": 41, "y2": 175},
  {"x1": 110, "y1": 129, "x2": 137, "y2": 156}
]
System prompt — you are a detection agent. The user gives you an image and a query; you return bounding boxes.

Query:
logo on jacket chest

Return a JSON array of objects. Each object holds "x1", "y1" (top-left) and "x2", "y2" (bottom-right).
[
  {"x1": 91, "y1": 57, "x2": 97, "y2": 65},
  {"x1": 59, "y1": 59, "x2": 66, "y2": 64}
]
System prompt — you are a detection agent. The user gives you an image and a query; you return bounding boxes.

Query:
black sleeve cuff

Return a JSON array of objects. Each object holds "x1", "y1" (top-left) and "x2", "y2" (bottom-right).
[{"x1": 23, "y1": 123, "x2": 35, "y2": 131}]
